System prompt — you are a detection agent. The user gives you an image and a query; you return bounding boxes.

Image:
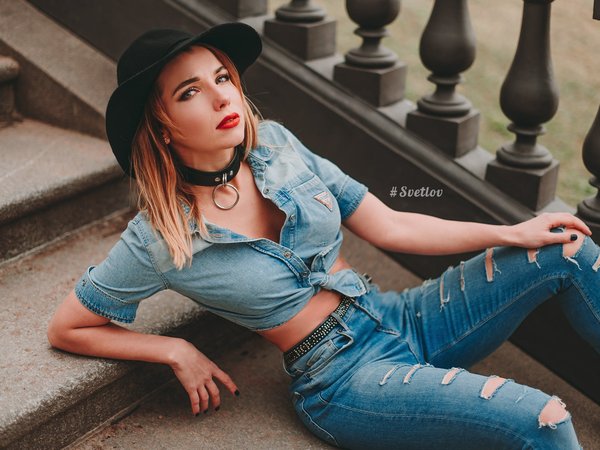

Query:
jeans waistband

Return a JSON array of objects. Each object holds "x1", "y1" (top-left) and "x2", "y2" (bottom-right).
[{"x1": 283, "y1": 294, "x2": 355, "y2": 367}]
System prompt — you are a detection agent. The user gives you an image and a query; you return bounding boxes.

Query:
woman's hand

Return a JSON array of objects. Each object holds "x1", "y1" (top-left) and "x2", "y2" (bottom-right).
[
  {"x1": 168, "y1": 339, "x2": 240, "y2": 416},
  {"x1": 507, "y1": 212, "x2": 592, "y2": 248}
]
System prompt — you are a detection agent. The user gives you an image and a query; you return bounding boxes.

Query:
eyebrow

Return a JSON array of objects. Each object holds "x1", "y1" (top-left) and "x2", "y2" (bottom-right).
[{"x1": 171, "y1": 65, "x2": 226, "y2": 97}]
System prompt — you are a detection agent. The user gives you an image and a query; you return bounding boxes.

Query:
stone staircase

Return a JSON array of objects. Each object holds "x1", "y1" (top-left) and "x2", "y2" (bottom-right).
[
  {"x1": 0, "y1": 0, "x2": 131, "y2": 263},
  {"x1": 0, "y1": 1, "x2": 598, "y2": 449}
]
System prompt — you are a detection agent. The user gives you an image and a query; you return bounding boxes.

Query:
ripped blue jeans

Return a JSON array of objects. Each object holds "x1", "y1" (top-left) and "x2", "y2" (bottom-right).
[{"x1": 282, "y1": 227, "x2": 599, "y2": 449}]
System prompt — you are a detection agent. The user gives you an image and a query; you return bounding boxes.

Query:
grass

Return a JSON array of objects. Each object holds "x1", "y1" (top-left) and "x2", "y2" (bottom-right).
[{"x1": 267, "y1": 0, "x2": 600, "y2": 208}]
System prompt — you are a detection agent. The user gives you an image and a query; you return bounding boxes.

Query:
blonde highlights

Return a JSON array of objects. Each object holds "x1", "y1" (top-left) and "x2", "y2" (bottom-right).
[{"x1": 131, "y1": 43, "x2": 262, "y2": 270}]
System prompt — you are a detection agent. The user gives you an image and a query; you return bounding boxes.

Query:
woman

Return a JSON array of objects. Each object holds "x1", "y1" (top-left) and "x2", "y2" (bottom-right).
[{"x1": 47, "y1": 22, "x2": 596, "y2": 449}]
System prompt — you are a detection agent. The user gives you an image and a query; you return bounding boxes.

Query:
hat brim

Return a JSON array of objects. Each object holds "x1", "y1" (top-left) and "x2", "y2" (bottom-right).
[{"x1": 106, "y1": 22, "x2": 262, "y2": 178}]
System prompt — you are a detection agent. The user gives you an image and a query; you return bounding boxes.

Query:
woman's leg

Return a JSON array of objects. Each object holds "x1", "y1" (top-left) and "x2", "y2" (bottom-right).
[
  {"x1": 402, "y1": 227, "x2": 600, "y2": 370},
  {"x1": 288, "y1": 297, "x2": 582, "y2": 450},
  {"x1": 309, "y1": 361, "x2": 581, "y2": 450}
]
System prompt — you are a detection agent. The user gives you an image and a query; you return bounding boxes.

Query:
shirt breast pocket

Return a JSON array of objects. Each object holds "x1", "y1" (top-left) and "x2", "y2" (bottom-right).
[{"x1": 293, "y1": 175, "x2": 341, "y2": 246}]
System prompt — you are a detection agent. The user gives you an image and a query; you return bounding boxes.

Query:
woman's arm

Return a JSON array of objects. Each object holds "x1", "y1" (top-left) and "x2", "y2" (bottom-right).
[
  {"x1": 343, "y1": 192, "x2": 592, "y2": 255},
  {"x1": 48, "y1": 290, "x2": 239, "y2": 416},
  {"x1": 47, "y1": 290, "x2": 181, "y2": 363}
]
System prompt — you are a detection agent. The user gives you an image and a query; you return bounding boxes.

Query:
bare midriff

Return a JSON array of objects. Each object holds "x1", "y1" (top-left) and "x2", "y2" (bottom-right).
[{"x1": 256, "y1": 252, "x2": 354, "y2": 353}]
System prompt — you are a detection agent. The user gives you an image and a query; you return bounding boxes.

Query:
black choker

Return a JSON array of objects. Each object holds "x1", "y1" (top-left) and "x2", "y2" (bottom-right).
[
  {"x1": 177, "y1": 145, "x2": 243, "y2": 210},
  {"x1": 178, "y1": 145, "x2": 243, "y2": 186}
]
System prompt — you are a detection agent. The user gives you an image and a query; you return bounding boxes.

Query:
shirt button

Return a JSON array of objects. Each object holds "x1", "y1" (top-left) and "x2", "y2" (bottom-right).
[
  {"x1": 290, "y1": 214, "x2": 295, "y2": 222},
  {"x1": 283, "y1": 251, "x2": 292, "y2": 258},
  {"x1": 264, "y1": 188, "x2": 270, "y2": 194}
]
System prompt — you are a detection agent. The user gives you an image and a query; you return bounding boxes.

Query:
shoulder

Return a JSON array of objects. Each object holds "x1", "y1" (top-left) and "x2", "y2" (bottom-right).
[
  {"x1": 257, "y1": 118, "x2": 287, "y2": 138},
  {"x1": 122, "y1": 210, "x2": 178, "y2": 273},
  {"x1": 122, "y1": 210, "x2": 163, "y2": 248},
  {"x1": 256, "y1": 119, "x2": 297, "y2": 149},
  {"x1": 253, "y1": 119, "x2": 314, "y2": 165}
]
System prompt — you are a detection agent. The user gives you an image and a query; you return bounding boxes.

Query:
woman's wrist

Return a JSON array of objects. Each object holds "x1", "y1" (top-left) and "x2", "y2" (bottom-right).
[
  {"x1": 499, "y1": 224, "x2": 519, "y2": 247},
  {"x1": 165, "y1": 337, "x2": 192, "y2": 368}
]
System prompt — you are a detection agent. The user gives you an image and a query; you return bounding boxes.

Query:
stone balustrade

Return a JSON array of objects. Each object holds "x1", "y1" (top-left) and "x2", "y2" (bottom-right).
[{"x1": 189, "y1": 0, "x2": 600, "y2": 227}]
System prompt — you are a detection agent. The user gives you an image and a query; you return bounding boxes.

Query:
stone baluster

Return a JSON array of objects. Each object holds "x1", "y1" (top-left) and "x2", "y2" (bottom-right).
[
  {"x1": 205, "y1": 0, "x2": 267, "y2": 18},
  {"x1": 333, "y1": 0, "x2": 406, "y2": 107},
  {"x1": 577, "y1": 5, "x2": 600, "y2": 239},
  {"x1": 576, "y1": 106, "x2": 600, "y2": 239},
  {"x1": 405, "y1": 0, "x2": 479, "y2": 157},
  {"x1": 263, "y1": 0, "x2": 335, "y2": 60},
  {"x1": 485, "y1": 0, "x2": 559, "y2": 211},
  {"x1": 0, "y1": 56, "x2": 20, "y2": 128}
]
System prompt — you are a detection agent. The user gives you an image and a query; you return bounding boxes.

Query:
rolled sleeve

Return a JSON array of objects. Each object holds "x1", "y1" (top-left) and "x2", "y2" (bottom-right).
[
  {"x1": 336, "y1": 173, "x2": 369, "y2": 220},
  {"x1": 277, "y1": 123, "x2": 368, "y2": 220},
  {"x1": 74, "y1": 218, "x2": 167, "y2": 323}
]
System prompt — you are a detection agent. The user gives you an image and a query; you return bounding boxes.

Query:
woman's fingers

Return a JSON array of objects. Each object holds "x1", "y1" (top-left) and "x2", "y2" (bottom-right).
[
  {"x1": 198, "y1": 384, "x2": 210, "y2": 414},
  {"x1": 187, "y1": 371, "x2": 239, "y2": 415},
  {"x1": 188, "y1": 387, "x2": 201, "y2": 416},
  {"x1": 549, "y1": 213, "x2": 592, "y2": 235},
  {"x1": 212, "y1": 366, "x2": 240, "y2": 397},
  {"x1": 205, "y1": 379, "x2": 221, "y2": 410},
  {"x1": 555, "y1": 228, "x2": 586, "y2": 246},
  {"x1": 175, "y1": 353, "x2": 240, "y2": 415}
]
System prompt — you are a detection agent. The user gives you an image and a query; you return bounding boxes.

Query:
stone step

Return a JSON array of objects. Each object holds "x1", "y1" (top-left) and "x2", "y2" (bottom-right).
[
  {"x1": 0, "y1": 0, "x2": 132, "y2": 263},
  {"x1": 0, "y1": 0, "x2": 115, "y2": 140},
  {"x1": 0, "y1": 209, "x2": 253, "y2": 450},
  {"x1": 70, "y1": 227, "x2": 600, "y2": 450},
  {"x1": 0, "y1": 55, "x2": 19, "y2": 126},
  {"x1": 0, "y1": 118, "x2": 131, "y2": 262}
]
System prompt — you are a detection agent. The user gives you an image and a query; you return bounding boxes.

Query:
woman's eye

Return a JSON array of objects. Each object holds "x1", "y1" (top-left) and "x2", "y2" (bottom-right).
[
  {"x1": 179, "y1": 74, "x2": 230, "y2": 101},
  {"x1": 180, "y1": 87, "x2": 198, "y2": 101}
]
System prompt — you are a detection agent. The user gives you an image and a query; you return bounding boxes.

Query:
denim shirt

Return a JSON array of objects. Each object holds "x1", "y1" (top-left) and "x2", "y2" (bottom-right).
[{"x1": 74, "y1": 120, "x2": 370, "y2": 331}]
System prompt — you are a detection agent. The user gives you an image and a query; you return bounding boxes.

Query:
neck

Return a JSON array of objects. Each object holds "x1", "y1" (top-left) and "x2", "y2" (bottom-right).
[{"x1": 178, "y1": 147, "x2": 236, "y2": 172}]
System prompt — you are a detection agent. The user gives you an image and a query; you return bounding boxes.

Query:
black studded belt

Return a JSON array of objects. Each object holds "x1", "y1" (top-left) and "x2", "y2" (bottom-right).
[{"x1": 283, "y1": 294, "x2": 355, "y2": 368}]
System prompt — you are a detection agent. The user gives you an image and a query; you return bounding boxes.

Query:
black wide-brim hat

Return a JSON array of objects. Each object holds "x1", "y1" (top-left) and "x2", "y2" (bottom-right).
[{"x1": 105, "y1": 22, "x2": 262, "y2": 178}]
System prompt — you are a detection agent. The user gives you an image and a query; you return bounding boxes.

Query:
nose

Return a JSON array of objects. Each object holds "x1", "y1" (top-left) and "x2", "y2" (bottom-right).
[{"x1": 211, "y1": 85, "x2": 230, "y2": 110}]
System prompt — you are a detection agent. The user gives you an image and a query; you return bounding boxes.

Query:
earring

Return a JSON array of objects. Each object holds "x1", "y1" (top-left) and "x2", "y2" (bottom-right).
[{"x1": 163, "y1": 135, "x2": 170, "y2": 145}]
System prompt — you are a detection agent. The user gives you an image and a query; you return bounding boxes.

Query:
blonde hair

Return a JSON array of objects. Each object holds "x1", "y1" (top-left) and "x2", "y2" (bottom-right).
[{"x1": 131, "y1": 43, "x2": 263, "y2": 270}]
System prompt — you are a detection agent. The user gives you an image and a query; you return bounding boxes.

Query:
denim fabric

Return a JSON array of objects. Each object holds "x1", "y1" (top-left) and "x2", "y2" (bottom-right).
[
  {"x1": 283, "y1": 227, "x2": 598, "y2": 449},
  {"x1": 74, "y1": 120, "x2": 370, "y2": 328}
]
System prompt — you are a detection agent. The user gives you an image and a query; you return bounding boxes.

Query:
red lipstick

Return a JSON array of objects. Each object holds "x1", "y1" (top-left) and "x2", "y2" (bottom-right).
[{"x1": 217, "y1": 113, "x2": 240, "y2": 129}]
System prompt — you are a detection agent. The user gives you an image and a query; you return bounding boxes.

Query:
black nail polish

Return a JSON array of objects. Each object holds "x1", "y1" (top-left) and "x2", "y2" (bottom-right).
[
  {"x1": 571, "y1": 234, "x2": 578, "y2": 241},
  {"x1": 235, "y1": 389, "x2": 240, "y2": 396},
  {"x1": 215, "y1": 406, "x2": 220, "y2": 411}
]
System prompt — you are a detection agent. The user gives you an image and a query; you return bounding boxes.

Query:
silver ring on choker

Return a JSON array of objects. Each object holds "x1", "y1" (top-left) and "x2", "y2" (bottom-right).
[{"x1": 212, "y1": 172, "x2": 240, "y2": 210}]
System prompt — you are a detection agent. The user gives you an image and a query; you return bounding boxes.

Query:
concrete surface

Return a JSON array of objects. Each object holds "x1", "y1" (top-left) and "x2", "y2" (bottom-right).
[
  {"x1": 0, "y1": 119, "x2": 122, "y2": 223},
  {"x1": 0, "y1": 118, "x2": 131, "y2": 261},
  {"x1": 0, "y1": 0, "x2": 115, "y2": 139}
]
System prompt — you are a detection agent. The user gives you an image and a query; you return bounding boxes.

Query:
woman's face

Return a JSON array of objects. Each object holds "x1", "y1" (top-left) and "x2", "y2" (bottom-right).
[{"x1": 157, "y1": 45, "x2": 245, "y2": 170}]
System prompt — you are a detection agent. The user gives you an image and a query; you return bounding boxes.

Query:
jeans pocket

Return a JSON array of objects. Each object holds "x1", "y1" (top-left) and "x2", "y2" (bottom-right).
[
  {"x1": 305, "y1": 329, "x2": 354, "y2": 380},
  {"x1": 292, "y1": 391, "x2": 339, "y2": 447}
]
